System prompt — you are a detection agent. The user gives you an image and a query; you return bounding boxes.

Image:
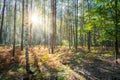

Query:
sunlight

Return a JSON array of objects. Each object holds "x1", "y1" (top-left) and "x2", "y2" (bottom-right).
[{"x1": 31, "y1": 13, "x2": 39, "y2": 25}]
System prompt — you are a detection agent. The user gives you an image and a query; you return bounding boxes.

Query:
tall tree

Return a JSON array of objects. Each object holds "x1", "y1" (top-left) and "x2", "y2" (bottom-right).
[
  {"x1": 67, "y1": 0, "x2": 70, "y2": 49},
  {"x1": 75, "y1": 0, "x2": 78, "y2": 52},
  {"x1": 0, "y1": 0, "x2": 6, "y2": 44},
  {"x1": 59, "y1": 0, "x2": 63, "y2": 45},
  {"x1": 115, "y1": 0, "x2": 119, "y2": 62},
  {"x1": 21, "y1": 0, "x2": 24, "y2": 50},
  {"x1": 80, "y1": 0, "x2": 84, "y2": 47},
  {"x1": 50, "y1": 0, "x2": 56, "y2": 53},
  {"x1": 13, "y1": 0, "x2": 17, "y2": 57},
  {"x1": 43, "y1": 0, "x2": 46, "y2": 47},
  {"x1": 54, "y1": 0, "x2": 56, "y2": 47},
  {"x1": 29, "y1": 0, "x2": 33, "y2": 47},
  {"x1": 25, "y1": 0, "x2": 31, "y2": 73},
  {"x1": 87, "y1": 0, "x2": 91, "y2": 51}
]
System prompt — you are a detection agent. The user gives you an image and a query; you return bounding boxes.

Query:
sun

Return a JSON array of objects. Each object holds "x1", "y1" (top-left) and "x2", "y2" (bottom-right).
[{"x1": 31, "y1": 13, "x2": 39, "y2": 24}]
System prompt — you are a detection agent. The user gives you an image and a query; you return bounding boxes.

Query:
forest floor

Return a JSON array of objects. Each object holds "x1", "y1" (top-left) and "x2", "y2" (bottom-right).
[{"x1": 0, "y1": 46, "x2": 120, "y2": 80}]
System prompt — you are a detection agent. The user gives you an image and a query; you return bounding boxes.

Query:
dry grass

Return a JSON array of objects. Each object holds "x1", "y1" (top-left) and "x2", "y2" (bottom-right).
[{"x1": 0, "y1": 46, "x2": 86, "y2": 80}]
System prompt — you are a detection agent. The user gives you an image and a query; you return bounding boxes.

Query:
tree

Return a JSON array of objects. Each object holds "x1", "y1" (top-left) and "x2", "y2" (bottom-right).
[
  {"x1": 75, "y1": 0, "x2": 78, "y2": 52},
  {"x1": 0, "y1": 0, "x2": 6, "y2": 44},
  {"x1": 54, "y1": 0, "x2": 56, "y2": 47},
  {"x1": 25, "y1": 0, "x2": 31, "y2": 73},
  {"x1": 43, "y1": 0, "x2": 46, "y2": 47},
  {"x1": 29, "y1": 0, "x2": 33, "y2": 47},
  {"x1": 50, "y1": 0, "x2": 56, "y2": 53},
  {"x1": 115, "y1": 0, "x2": 119, "y2": 63},
  {"x1": 21, "y1": 0, "x2": 24, "y2": 50},
  {"x1": 87, "y1": 0, "x2": 91, "y2": 51},
  {"x1": 59, "y1": 0, "x2": 63, "y2": 45},
  {"x1": 80, "y1": 0, "x2": 84, "y2": 47},
  {"x1": 13, "y1": 0, "x2": 17, "y2": 57},
  {"x1": 67, "y1": 0, "x2": 71, "y2": 49}
]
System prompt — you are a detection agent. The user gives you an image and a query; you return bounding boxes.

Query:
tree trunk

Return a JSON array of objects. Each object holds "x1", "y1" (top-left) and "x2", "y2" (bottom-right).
[
  {"x1": 13, "y1": 0, "x2": 17, "y2": 57},
  {"x1": 59, "y1": 0, "x2": 63, "y2": 45},
  {"x1": 93, "y1": 26, "x2": 97, "y2": 46},
  {"x1": 87, "y1": 0, "x2": 91, "y2": 51},
  {"x1": 51, "y1": 0, "x2": 56, "y2": 53},
  {"x1": 75, "y1": 0, "x2": 78, "y2": 52},
  {"x1": 67, "y1": 0, "x2": 70, "y2": 49},
  {"x1": 0, "y1": 0, "x2": 6, "y2": 44},
  {"x1": 80, "y1": 0, "x2": 84, "y2": 47},
  {"x1": 115, "y1": 0, "x2": 119, "y2": 63},
  {"x1": 21, "y1": 0, "x2": 24, "y2": 50},
  {"x1": 25, "y1": 0, "x2": 31, "y2": 73},
  {"x1": 87, "y1": 31, "x2": 91, "y2": 51},
  {"x1": 54, "y1": 0, "x2": 56, "y2": 47},
  {"x1": 29, "y1": 0, "x2": 33, "y2": 47}
]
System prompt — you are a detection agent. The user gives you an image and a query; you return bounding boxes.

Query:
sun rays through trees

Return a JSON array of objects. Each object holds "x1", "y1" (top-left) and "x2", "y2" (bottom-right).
[{"x1": 0, "y1": 0, "x2": 120, "y2": 80}]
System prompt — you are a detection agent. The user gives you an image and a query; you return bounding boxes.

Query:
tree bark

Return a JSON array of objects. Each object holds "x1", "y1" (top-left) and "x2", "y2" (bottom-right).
[
  {"x1": 25, "y1": 0, "x2": 31, "y2": 73},
  {"x1": 13, "y1": 0, "x2": 17, "y2": 57},
  {"x1": 80, "y1": 0, "x2": 84, "y2": 47},
  {"x1": 29, "y1": 0, "x2": 33, "y2": 47},
  {"x1": 0, "y1": 0, "x2": 6, "y2": 44},
  {"x1": 51, "y1": 0, "x2": 56, "y2": 53},
  {"x1": 54, "y1": 0, "x2": 56, "y2": 47},
  {"x1": 43, "y1": 0, "x2": 46, "y2": 47},
  {"x1": 59, "y1": 0, "x2": 63, "y2": 45},
  {"x1": 21, "y1": 0, "x2": 24, "y2": 50},
  {"x1": 67, "y1": 0, "x2": 70, "y2": 49},
  {"x1": 87, "y1": 0, "x2": 91, "y2": 51},
  {"x1": 115, "y1": 0, "x2": 119, "y2": 63},
  {"x1": 75, "y1": 0, "x2": 78, "y2": 52}
]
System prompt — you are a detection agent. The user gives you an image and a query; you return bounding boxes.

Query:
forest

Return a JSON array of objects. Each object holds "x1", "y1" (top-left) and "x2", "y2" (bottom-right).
[{"x1": 0, "y1": 0, "x2": 120, "y2": 80}]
